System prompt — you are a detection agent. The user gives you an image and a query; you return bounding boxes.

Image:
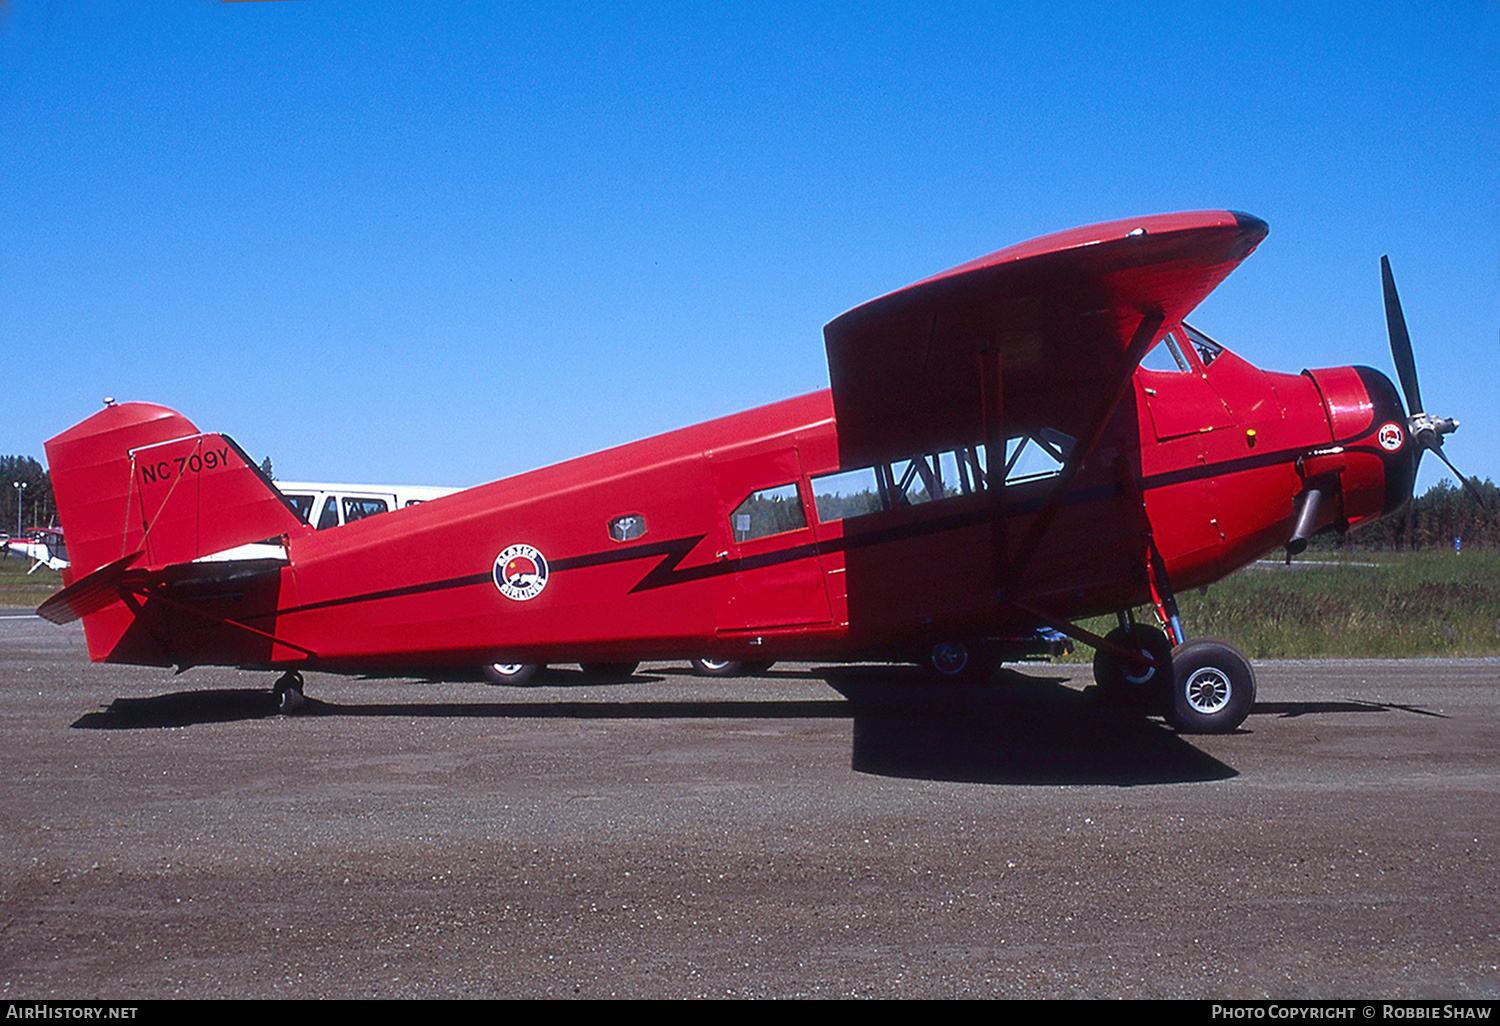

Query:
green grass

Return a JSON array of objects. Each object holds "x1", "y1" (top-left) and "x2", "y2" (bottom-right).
[
  {"x1": 0, "y1": 555, "x2": 62, "y2": 610},
  {"x1": 1070, "y1": 550, "x2": 1500, "y2": 659}
]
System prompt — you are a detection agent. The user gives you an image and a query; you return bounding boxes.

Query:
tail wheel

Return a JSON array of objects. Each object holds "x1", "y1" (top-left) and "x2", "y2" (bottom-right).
[
  {"x1": 1167, "y1": 639, "x2": 1256, "y2": 734},
  {"x1": 273, "y1": 670, "x2": 305, "y2": 715},
  {"x1": 483, "y1": 662, "x2": 543, "y2": 686},
  {"x1": 1092, "y1": 624, "x2": 1173, "y2": 708}
]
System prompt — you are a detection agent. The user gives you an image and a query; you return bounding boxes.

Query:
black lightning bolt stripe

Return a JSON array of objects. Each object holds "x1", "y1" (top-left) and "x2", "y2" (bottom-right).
[{"x1": 258, "y1": 428, "x2": 1393, "y2": 618}]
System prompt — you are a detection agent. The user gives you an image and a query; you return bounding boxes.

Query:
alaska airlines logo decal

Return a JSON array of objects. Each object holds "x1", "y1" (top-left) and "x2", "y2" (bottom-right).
[
  {"x1": 1377, "y1": 422, "x2": 1404, "y2": 452},
  {"x1": 494, "y1": 543, "x2": 549, "y2": 601}
]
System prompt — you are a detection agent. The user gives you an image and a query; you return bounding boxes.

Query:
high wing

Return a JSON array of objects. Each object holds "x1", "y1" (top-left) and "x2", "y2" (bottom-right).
[{"x1": 822, "y1": 210, "x2": 1268, "y2": 466}]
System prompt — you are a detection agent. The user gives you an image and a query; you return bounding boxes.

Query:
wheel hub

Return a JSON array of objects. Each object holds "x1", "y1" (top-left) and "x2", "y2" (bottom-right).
[
  {"x1": 1122, "y1": 648, "x2": 1158, "y2": 685},
  {"x1": 931, "y1": 642, "x2": 969, "y2": 676},
  {"x1": 1183, "y1": 666, "x2": 1232, "y2": 714}
]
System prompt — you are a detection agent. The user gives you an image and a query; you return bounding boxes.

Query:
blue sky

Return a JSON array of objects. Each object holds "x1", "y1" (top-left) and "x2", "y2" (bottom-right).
[{"x1": 2, "y1": 2, "x2": 1496, "y2": 495}]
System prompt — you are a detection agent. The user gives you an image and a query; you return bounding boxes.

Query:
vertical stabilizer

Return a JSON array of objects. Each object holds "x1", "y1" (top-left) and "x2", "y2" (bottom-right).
[
  {"x1": 43, "y1": 402, "x2": 310, "y2": 665},
  {"x1": 46, "y1": 402, "x2": 307, "y2": 579}
]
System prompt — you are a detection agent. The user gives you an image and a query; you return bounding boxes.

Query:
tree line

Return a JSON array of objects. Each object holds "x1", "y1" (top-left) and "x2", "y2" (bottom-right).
[
  {"x1": 1314, "y1": 477, "x2": 1499, "y2": 552},
  {"x1": 1, "y1": 455, "x2": 57, "y2": 534}
]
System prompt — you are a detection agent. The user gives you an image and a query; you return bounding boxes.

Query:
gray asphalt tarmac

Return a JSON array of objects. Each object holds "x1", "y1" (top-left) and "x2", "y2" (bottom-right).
[{"x1": 2, "y1": 612, "x2": 1497, "y2": 999}]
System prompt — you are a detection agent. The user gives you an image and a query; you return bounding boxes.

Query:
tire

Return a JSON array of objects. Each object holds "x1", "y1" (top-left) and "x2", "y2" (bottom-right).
[
  {"x1": 690, "y1": 658, "x2": 745, "y2": 677},
  {"x1": 689, "y1": 658, "x2": 775, "y2": 677},
  {"x1": 273, "y1": 670, "x2": 305, "y2": 715},
  {"x1": 277, "y1": 686, "x2": 305, "y2": 715},
  {"x1": 1167, "y1": 638, "x2": 1256, "y2": 734},
  {"x1": 483, "y1": 662, "x2": 543, "y2": 686},
  {"x1": 1092, "y1": 624, "x2": 1173, "y2": 707},
  {"x1": 926, "y1": 640, "x2": 993, "y2": 682},
  {"x1": 580, "y1": 662, "x2": 639, "y2": 679}
]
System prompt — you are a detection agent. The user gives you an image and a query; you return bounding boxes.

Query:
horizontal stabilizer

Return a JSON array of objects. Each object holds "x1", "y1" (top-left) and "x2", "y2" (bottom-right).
[
  {"x1": 37, "y1": 552, "x2": 144, "y2": 625},
  {"x1": 36, "y1": 547, "x2": 288, "y2": 625}
]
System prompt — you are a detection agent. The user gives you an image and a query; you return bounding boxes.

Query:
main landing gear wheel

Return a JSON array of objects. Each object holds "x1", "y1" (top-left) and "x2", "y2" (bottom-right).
[
  {"x1": 273, "y1": 670, "x2": 305, "y2": 715},
  {"x1": 1092, "y1": 624, "x2": 1174, "y2": 708},
  {"x1": 1166, "y1": 638, "x2": 1256, "y2": 734},
  {"x1": 925, "y1": 640, "x2": 994, "y2": 682},
  {"x1": 689, "y1": 658, "x2": 774, "y2": 678},
  {"x1": 483, "y1": 662, "x2": 543, "y2": 686}
]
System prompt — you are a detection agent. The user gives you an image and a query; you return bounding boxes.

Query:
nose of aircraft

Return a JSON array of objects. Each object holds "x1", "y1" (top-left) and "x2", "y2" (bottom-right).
[{"x1": 1304, "y1": 365, "x2": 1418, "y2": 528}]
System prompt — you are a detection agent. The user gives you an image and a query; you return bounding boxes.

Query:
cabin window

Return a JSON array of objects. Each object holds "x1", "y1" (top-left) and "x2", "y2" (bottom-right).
[
  {"x1": 809, "y1": 434, "x2": 1071, "y2": 527},
  {"x1": 342, "y1": 496, "x2": 390, "y2": 523},
  {"x1": 731, "y1": 483, "x2": 807, "y2": 542},
  {"x1": 1002, "y1": 430, "x2": 1072, "y2": 485},
  {"x1": 316, "y1": 496, "x2": 340, "y2": 530},
  {"x1": 609, "y1": 513, "x2": 647, "y2": 542},
  {"x1": 1140, "y1": 331, "x2": 1191, "y2": 373},
  {"x1": 885, "y1": 458, "x2": 936, "y2": 506},
  {"x1": 1182, "y1": 323, "x2": 1223, "y2": 366},
  {"x1": 811, "y1": 468, "x2": 882, "y2": 523}
]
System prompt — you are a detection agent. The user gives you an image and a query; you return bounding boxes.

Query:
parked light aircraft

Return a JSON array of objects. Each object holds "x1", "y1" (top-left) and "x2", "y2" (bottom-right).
[
  {"x1": 5, "y1": 527, "x2": 68, "y2": 573},
  {"x1": 37, "y1": 212, "x2": 1473, "y2": 733}
]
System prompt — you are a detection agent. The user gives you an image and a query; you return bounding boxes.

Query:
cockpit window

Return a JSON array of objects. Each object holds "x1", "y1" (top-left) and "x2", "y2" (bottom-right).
[
  {"x1": 1140, "y1": 331, "x2": 1191, "y2": 373},
  {"x1": 1182, "y1": 324, "x2": 1223, "y2": 366}
]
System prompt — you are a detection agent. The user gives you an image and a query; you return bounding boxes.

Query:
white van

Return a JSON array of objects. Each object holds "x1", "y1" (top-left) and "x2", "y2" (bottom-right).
[{"x1": 274, "y1": 481, "x2": 461, "y2": 530}]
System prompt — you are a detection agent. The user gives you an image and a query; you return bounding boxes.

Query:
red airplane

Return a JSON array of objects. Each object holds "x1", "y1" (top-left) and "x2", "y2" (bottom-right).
[{"x1": 37, "y1": 211, "x2": 1470, "y2": 733}]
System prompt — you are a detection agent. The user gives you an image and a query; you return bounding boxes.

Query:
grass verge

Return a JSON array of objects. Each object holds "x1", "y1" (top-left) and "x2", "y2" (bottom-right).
[
  {"x1": 0, "y1": 555, "x2": 62, "y2": 610},
  {"x1": 1069, "y1": 551, "x2": 1500, "y2": 659}
]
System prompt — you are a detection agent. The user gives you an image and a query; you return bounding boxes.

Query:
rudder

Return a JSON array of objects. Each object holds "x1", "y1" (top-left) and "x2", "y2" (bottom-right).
[{"x1": 46, "y1": 402, "x2": 309, "y2": 580}]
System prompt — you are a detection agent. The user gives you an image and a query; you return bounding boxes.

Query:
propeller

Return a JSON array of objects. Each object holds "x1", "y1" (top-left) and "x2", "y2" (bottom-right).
[{"x1": 1380, "y1": 256, "x2": 1486, "y2": 505}]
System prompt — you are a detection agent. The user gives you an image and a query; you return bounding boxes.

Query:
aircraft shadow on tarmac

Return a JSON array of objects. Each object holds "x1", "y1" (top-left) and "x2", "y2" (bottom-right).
[
  {"x1": 67, "y1": 666, "x2": 1440, "y2": 786},
  {"x1": 821, "y1": 666, "x2": 1239, "y2": 785}
]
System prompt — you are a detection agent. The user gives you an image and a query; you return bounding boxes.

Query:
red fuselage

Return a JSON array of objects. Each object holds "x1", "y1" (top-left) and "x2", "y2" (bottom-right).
[{"x1": 56, "y1": 328, "x2": 1414, "y2": 675}]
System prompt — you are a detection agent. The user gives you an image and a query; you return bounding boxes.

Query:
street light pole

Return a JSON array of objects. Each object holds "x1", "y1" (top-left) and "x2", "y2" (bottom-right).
[{"x1": 13, "y1": 481, "x2": 26, "y2": 535}]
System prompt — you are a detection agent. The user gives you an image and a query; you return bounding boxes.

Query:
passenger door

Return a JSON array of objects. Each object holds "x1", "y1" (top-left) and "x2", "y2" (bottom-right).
[{"x1": 709, "y1": 444, "x2": 831, "y2": 633}]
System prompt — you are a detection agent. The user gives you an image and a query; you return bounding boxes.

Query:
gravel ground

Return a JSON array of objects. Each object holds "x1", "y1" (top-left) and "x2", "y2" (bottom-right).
[{"x1": 2, "y1": 612, "x2": 1497, "y2": 999}]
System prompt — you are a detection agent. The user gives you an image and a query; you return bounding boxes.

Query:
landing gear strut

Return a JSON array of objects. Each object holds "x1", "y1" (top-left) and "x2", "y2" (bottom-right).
[
  {"x1": 1086, "y1": 539, "x2": 1255, "y2": 733},
  {"x1": 273, "y1": 670, "x2": 305, "y2": 715}
]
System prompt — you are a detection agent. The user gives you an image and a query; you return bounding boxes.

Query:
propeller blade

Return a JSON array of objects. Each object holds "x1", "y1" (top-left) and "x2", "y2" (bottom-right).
[
  {"x1": 1429, "y1": 445, "x2": 1490, "y2": 510},
  {"x1": 1381, "y1": 256, "x2": 1424, "y2": 417}
]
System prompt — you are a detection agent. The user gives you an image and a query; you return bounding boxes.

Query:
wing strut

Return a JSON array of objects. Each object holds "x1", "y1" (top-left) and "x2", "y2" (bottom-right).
[
  {"x1": 999, "y1": 309, "x2": 1165, "y2": 596},
  {"x1": 980, "y1": 346, "x2": 1007, "y2": 593},
  {"x1": 1011, "y1": 599, "x2": 1164, "y2": 671}
]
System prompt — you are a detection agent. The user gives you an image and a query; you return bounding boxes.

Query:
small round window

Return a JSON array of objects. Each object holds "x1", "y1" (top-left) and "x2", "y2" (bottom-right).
[{"x1": 608, "y1": 513, "x2": 647, "y2": 542}]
